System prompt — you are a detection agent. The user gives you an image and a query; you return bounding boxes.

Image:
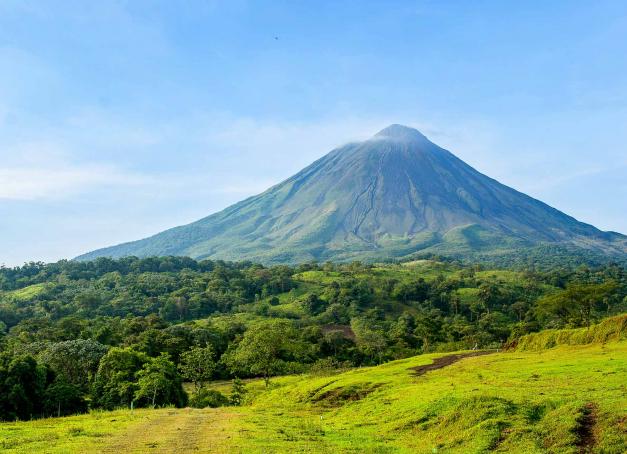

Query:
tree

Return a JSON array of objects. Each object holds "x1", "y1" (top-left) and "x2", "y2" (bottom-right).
[
  {"x1": 39, "y1": 339, "x2": 108, "y2": 391},
  {"x1": 351, "y1": 317, "x2": 387, "y2": 364},
  {"x1": 321, "y1": 329, "x2": 354, "y2": 358},
  {"x1": 478, "y1": 311, "x2": 511, "y2": 344},
  {"x1": 392, "y1": 279, "x2": 429, "y2": 303},
  {"x1": 43, "y1": 378, "x2": 87, "y2": 417},
  {"x1": 321, "y1": 303, "x2": 350, "y2": 324},
  {"x1": 0, "y1": 353, "x2": 49, "y2": 420},
  {"x1": 337, "y1": 279, "x2": 374, "y2": 309},
  {"x1": 74, "y1": 291, "x2": 102, "y2": 311},
  {"x1": 510, "y1": 301, "x2": 529, "y2": 321},
  {"x1": 390, "y1": 312, "x2": 417, "y2": 348},
  {"x1": 478, "y1": 282, "x2": 499, "y2": 311},
  {"x1": 178, "y1": 346, "x2": 216, "y2": 393},
  {"x1": 226, "y1": 320, "x2": 297, "y2": 386},
  {"x1": 536, "y1": 281, "x2": 619, "y2": 328},
  {"x1": 134, "y1": 353, "x2": 187, "y2": 408},
  {"x1": 91, "y1": 347, "x2": 148, "y2": 410},
  {"x1": 413, "y1": 309, "x2": 443, "y2": 352},
  {"x1": 300, "y1": 294, "x2": 325, "y2": 315}
]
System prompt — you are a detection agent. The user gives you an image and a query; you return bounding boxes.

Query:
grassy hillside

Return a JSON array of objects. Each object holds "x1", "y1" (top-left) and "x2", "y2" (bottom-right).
[
  {"x1": 2, "y1": 327, "x2": 625, "y2": 453},
  {"x1": 514, "y1": 313, "x2": 627, "y2": 351}
]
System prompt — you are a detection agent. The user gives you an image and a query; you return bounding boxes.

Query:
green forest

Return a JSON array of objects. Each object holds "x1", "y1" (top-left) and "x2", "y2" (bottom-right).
[{"x1": 0, "y1": 256, "x2": 625, "y2": 421}]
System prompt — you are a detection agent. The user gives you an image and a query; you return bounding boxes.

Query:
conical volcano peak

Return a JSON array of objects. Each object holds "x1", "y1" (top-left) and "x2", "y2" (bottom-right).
[
  {"x1": 373, "y1": 124, "x2": 427, "y2": 142},
  {"x1": 77, "y1": 123, "x2": 627, "y2": 265}
]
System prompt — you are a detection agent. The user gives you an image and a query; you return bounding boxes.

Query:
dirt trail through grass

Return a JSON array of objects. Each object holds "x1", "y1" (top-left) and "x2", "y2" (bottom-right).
[
  {"x1": 410, "y1": 351, "x2": 494, "y2": 376},
  {"x1": 576, "y1": 402, "x2": 598, "y2": 453},
  {"x1": 99, "y1": 408, "x2": 240, "y2": 453}
]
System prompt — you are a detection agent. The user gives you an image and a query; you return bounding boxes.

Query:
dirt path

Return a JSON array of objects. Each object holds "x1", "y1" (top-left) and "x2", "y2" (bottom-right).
[
  {"x1": 98, "y1": 408, "x2": 241, "y2": 453},
  {"x1": 576, "y1": 402, "x2": 598, "y2": 453},
  {"x1": 410, "y1": 351, "x2": 494, "y2": 376}
]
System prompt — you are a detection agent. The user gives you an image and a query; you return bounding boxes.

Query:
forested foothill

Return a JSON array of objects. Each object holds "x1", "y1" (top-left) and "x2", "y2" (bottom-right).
[{"x1": 0, "y1": 256, "x2": 625, "y2": 421}]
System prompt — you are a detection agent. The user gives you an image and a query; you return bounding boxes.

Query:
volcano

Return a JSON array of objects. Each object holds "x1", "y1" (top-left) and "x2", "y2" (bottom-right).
[{"x1": 78, "y1": 124, "x2": 626, "y2": 264}]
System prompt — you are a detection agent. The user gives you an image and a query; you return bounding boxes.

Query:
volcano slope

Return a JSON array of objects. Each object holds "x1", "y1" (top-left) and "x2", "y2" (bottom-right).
[
  {"x1": 3, "y1": 316, "x2": 626, "y2": 453},
  {"x1": 78, "y1": 125, "x2": 626, "y2": 265}
]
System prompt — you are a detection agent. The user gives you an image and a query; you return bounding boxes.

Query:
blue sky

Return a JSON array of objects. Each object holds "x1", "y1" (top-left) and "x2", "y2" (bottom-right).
[{"x1": 1, "y1": 0, "x2": 626, "y2": 266}]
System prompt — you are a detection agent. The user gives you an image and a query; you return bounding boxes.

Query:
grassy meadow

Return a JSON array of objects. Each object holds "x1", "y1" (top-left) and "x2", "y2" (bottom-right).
[{"x1": 2, "y1": 328, "x2": 625, "y2": 453}]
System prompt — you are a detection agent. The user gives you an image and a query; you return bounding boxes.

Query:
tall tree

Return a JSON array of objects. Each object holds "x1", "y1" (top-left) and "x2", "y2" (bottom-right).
[
  {"x1": 39, "y1": 339, "x2": 108, "y2": 391},
  {"x1": 91, "y1": 347, "x2": 148, "y2": 410},
  {"x1": 226, "y1": 320, "x2": 298, "y2": 386},
  {"x1": 0, "y1": 353, "x2": 49, "y2": 421},
  {"x1": 134, "y1": 353, "x2": 187, "y2": 408},
  {"x1": 178, "y1": 346, "x2": 216, "y2": 393}
]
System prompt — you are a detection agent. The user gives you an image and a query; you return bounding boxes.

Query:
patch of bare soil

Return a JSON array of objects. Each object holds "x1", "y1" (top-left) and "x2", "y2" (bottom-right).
[
  {"x1": 320, "y1": 324, "x2": 356, "y2": 340},
  {"x1": 576, "y1": 402, "x2": 598, "y2": 453},
  {"x1": 409, "y1": 351, "x2": 494, "y2": 376},
  {"x1": 312, "y1": 383, "x2": 382, "y2": 406}
]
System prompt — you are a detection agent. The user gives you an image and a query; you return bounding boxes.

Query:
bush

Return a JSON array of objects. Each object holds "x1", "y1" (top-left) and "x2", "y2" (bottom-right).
[
  {"x1": 308, "y1": 358, "x2": 353, "y2": 375},
  {"x1": 189, "y1": 388, "x2": 230, "y2": 408},
  {"x1": 230, "y1": 378, "x2": 247, "y2": 406}
]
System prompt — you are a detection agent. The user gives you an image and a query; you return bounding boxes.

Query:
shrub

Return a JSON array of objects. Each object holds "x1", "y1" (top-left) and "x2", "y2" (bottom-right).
[
  {"x1": 190, "y1": 388, "x2": 229, "y2": 408},
  {"x1": 308, "y1": 358, "x2": 353, "y2": 375},
  {"x1": 230, "y1": 378, "x2": 247, "y2": 406}
]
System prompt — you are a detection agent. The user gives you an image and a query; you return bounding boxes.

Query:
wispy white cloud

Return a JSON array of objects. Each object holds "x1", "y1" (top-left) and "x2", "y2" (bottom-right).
[
  {"x1": 0, "y1": 140, "x2": 152, "y2": 200},
  {"x1": 0, "y1": 163, "x2": 152, "y2": 200}
]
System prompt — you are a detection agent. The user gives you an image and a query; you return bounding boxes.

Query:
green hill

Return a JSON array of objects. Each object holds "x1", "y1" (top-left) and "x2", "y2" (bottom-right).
[
  {"x1": 77, "y1": 125, "x2": 627, "y2": 266},
  {"x1": 2, "y1": 318, "x2": 626, "y2": 453}
]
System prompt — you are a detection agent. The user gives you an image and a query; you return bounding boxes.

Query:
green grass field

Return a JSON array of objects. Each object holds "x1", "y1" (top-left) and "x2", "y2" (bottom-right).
[
  {"x1": 1, "y1": 283, "x2": 49, "y2": 301},
  {"x1": 2, "y1": 326, "x2": 625, "y2": 453}
]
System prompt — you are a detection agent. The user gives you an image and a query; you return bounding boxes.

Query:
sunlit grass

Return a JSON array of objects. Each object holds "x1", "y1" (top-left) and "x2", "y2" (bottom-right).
[
  {"x1": 2, "y1": 283, "x2": 48, "y2": 301},
  {"x1": 2, "y1": 333, "x2": 625, "y2": 452}
]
